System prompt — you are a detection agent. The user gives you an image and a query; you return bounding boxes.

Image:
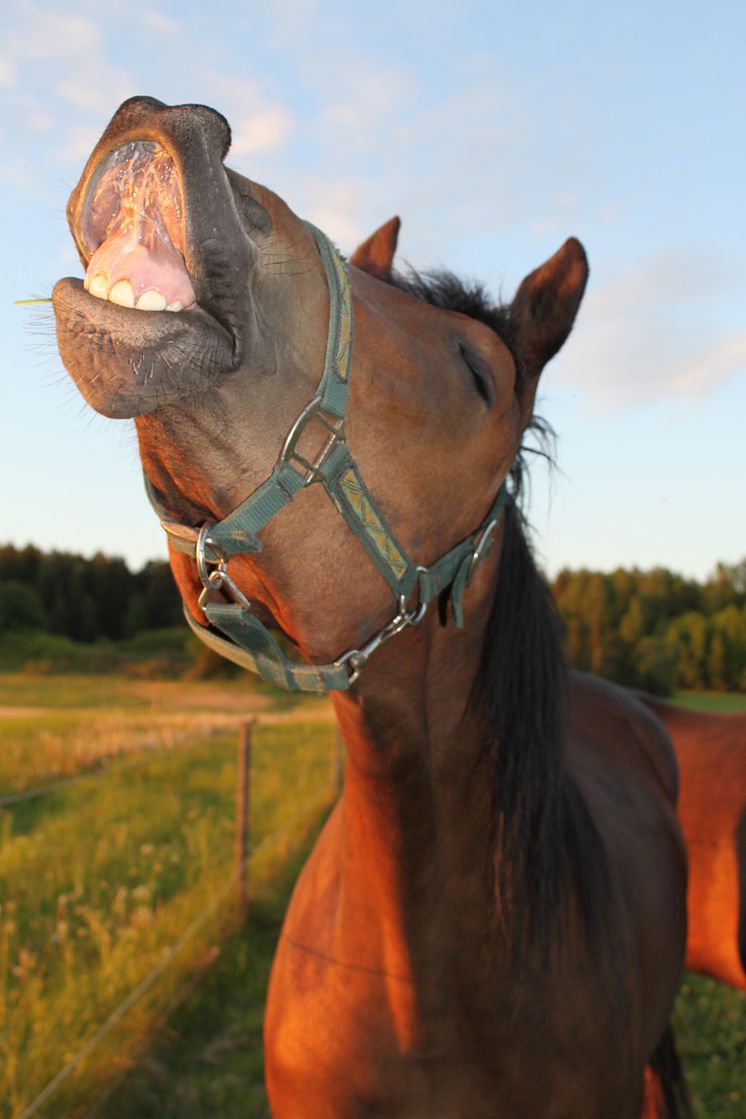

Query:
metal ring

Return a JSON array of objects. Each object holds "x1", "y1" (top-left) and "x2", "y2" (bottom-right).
[
  {"x1": 196, "y1": 521, "x2": 220, "y2": 587},
  {"x1": 466, "y1": 518, "x2": 498, "y2": 586}
]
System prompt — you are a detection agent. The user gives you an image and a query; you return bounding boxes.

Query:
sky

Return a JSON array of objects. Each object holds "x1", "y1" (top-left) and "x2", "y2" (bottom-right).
[{"x1": 2, "y1": 0, "x2": 744, "y2": 581}]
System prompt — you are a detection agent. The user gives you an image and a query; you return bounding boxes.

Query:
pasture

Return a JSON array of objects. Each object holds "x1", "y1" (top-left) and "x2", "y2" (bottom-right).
[
  {"x1": 1, "y1": 674, "x2": 744, "y2": 1118},
  {"x1": 0, "y1": 673, "x2": 333, "y2": 1119}
]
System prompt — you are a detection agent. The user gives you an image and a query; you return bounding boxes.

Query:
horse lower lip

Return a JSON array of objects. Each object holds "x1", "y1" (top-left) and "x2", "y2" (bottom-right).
[{"x1": 52, "y1": 277, "x2": 236, "y2": 418}]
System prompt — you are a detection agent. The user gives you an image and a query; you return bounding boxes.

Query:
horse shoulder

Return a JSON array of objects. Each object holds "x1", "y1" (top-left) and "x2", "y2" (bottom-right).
[
  {"x1": 567, "y1": 670, "x2": 680, "y2": 805},
  {"x1": 565, "y1": 672, "x2": 687, "y2": 1058}
]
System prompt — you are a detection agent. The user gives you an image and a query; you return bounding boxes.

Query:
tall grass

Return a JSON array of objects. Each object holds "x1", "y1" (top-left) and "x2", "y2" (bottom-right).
[{"x1": 0, "y1": 674, "x2": 334, "y2": 1119}]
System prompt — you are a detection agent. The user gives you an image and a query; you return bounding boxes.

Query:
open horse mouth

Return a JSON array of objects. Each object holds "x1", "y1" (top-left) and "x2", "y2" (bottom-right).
[
  {"x1": 52, "y1": 96, "x2": 257, "y2": 418},
  {"x1": 81, "y1": 140, "x2": 197, "y2": 313}
]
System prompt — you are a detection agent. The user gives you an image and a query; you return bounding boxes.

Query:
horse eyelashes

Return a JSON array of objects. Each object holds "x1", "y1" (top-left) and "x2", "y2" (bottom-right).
[{"x1": 458, "y1": 342, "x2": 493, "y2": 406}]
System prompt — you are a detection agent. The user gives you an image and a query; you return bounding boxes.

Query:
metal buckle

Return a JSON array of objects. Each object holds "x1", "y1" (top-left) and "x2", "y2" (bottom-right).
[
  {"x1": 196, "y1": 522, "x2": 252, "y2": 613},
  {"x1": 334, "y1": 588, "x2": 428, "y2": 685},
  {"x1": 466, "y1": 517, "x2": 498, "y2": 587},
  {"x1": 277, "y1": 395, "x2": 346, "y2": 486}
]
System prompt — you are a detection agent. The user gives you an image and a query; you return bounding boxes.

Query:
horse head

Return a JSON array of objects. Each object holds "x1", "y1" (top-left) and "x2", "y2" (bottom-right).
[{"x1": 53, "y1": 96, "x2": 588, "y2": 687}]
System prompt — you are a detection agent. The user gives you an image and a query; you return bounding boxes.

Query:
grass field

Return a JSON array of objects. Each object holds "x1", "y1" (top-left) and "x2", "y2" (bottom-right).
[
  {"x1": 1, "y1": 675, "x2": 744, "y2": 1117},
  {"x1": 673, "y1": 691, "x2": 746, "y2": 714},
  {"x1": 0, "y1": 674, "x2": 334, "y2": 1119}
]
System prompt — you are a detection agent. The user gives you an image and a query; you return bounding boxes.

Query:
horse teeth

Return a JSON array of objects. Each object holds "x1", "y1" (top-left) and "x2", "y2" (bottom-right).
[
  {"x1": 84, "y1": 272, "x2": 190, "y2": 312},
  {"x1": 109, "y1": 279, "x2": 136, "y2": 308},
  {"x1": 136, "y1": 289, "x2": 168, "y2": 311},
  {"x1": 87, "y1": 271, "x2": 110, "y2": 300}
]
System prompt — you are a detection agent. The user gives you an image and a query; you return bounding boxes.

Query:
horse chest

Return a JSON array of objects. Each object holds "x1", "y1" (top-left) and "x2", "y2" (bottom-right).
[{"x1": 264, "y1": 933, "x2": 641, "y2": 1119}]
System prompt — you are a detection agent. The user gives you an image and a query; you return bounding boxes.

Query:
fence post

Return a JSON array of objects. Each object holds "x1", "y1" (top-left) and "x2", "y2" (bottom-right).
[{"x1": 236, "y1": 720, "x2": 253, "y2": 917}]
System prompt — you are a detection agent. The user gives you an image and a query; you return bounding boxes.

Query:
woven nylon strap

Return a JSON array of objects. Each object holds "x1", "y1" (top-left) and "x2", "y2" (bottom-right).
[{"x1": 146, "y1": 221, "x2": 507, "y2": 692}]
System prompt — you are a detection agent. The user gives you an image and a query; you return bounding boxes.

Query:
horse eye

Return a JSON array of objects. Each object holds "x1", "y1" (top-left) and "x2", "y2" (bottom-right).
[{"x1": 457, "y1": 342, "x2": 493, "y2": 406}]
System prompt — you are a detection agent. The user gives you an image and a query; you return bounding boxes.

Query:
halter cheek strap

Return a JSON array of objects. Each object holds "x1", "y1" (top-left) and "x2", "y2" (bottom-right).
[{"x1": 146, "y1": 221, "x2": 507, "y2": 693}]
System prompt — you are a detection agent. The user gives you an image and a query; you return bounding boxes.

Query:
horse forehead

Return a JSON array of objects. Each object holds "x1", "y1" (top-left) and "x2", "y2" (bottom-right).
[
  {"x1": 350, "y1": 284, "x2": 469, "y2": 402},
  {"x1": 351, "y1": 268, "x2": 453, "y2": 341},
  {"x1": 351, "y1": 271, "x2": 515, "y2": 384}
]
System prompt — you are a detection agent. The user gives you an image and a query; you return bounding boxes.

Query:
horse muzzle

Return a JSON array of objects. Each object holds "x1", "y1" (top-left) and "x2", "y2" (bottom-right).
[{"x1": 52, "y1": 96, "x2": 262, "y2": 417}]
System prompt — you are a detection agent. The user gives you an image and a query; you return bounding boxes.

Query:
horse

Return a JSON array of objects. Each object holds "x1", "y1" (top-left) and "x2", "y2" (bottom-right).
[
  {"x1": 53, "y1": 97, "x2": 689, "y2": 1118},
  {"x1": 640, "y1": 696, "x2": 746, "y2": 990}
]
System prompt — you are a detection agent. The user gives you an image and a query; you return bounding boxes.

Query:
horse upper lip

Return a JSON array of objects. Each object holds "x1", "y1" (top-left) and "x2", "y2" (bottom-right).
[{"x1": 53, "y1": 97, "x2": 252, "y2": 418}]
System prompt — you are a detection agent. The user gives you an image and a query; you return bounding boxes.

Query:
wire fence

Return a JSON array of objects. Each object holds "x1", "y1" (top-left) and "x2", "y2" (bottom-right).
[{"x1": 3, "y1": 715, "x2": 343, "y2": 1119}]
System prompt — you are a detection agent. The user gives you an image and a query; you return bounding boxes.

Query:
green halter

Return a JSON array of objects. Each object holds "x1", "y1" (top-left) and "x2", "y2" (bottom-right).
[{"x1": 146, "y1": 221, "x2": 507, "y2": 693}]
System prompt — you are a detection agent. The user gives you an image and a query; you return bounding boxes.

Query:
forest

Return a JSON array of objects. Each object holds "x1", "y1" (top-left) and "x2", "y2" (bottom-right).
[
  {"x1": 551, "y1": 560, "x2": 746, "y2": 694},
  {"x1": 1, "y1": 543, "x2": 745, "y2": 695}
]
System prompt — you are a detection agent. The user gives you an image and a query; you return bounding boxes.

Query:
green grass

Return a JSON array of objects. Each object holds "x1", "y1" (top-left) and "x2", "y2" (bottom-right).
[
  {"x1": 0, "y1": 673, "x2": 326, "y2": 797},
  {"x1": 676, "y1": 976, "x2": 746, "y2": 1118},
  {"x1": 0, "y1": 674, "x2": 334, "y2": 1119},
  {"x1": 0, "y1": 671, "x2": 294, "y2": 712},
  {"x1": 90, "y1": 837, "x2": 316, "y2": 1119},
  {"x1": 673, "y1": 690, "x2": 746, "y2": 713}
]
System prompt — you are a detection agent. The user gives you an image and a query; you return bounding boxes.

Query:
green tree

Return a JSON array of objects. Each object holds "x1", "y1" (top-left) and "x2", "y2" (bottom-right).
[
  {"x1": 633, "y1": 636, "x2": 677, "y2": 695},
  {"x1": 0, "y1": 581, "x2": 47, "y2": 631},
  {"x1": 665, "y1": 612, "x2": 709, "y2": 690}
]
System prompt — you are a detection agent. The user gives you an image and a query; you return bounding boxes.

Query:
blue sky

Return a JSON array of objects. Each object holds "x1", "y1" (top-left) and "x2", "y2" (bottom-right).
[{"x1": 2, "y1": 0, "x2": 744, "y2": 579}]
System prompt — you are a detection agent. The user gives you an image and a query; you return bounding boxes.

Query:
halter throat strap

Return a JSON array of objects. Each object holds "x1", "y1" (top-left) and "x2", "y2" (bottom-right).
[{"x1": 147, "y1": 221, "x2": 507, "y2": 693}]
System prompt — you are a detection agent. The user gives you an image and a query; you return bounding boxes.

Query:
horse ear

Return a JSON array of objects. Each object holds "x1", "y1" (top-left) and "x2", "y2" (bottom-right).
[
  {"x1": 350, "y1": 216, "x2": 401, "y2": 280},
  {"x1": 509, "y1": 238, "x2": 589, "y2": 395}
]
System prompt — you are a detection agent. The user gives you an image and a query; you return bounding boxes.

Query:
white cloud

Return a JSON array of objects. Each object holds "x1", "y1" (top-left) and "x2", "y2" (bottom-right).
[
  {"x1": 55, "y1": 66, "x2": 134, "y2": 116},
  {"x1": 229, "y1": 105, "x2": 294, "y2": 157},
  {"x1": 7, "y1": 11, "x2": 102, "y2": 62},
  {"x1": 139, "y1": 11, "x2": 182, "y2": 38},
  {"x1": 0, "y1": 56, "x2": 16, "y2": 87},
  {"x1": 670, "y1": 334, "x2": 746, "y2": 395},
  {"x1": 304, "y1": 179, "x2": 371, "y2": 247},
  {"x1": 192, "y1": 72, "x2": 295, "y2": 160},
  {"x1": 552, "y1": 253, "x2": 746, "y2": 409}
]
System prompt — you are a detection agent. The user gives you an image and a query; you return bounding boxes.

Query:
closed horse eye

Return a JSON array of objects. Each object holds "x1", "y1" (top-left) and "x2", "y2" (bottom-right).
[{"x1": 457, "y1": 341, "x2": 493, "y2": 406}]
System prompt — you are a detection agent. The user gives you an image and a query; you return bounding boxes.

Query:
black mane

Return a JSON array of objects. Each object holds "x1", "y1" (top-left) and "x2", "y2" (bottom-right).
[
  {"x1": 387, "y1": 265, "x2": 611, "y2": 959},
  {"x1": 475, "y1": 498, "x2": 610, "y2": 959}
]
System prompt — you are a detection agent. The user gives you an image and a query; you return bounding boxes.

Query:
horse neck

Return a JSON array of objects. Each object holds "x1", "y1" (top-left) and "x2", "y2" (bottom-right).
[{"x1": 328, "y1": 553, "x2": 501, "y2": 1003}]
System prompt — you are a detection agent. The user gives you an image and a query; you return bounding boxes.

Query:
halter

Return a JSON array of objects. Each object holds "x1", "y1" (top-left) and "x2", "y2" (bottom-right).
[{"x1": 146, "y1": 222, "x2": 507, "y2": 693}]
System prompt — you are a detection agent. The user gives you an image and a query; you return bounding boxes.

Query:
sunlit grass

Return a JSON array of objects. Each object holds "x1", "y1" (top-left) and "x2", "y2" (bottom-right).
[
  {"x1": 0, "y1": 712, "x2": 240, "y2": 796},
  {"x1": 0, "y1": 673, "x2": 335, "y2": 1119},
  {"x1": 673, "y1": 691, "x2": 746, "y2": 713}
]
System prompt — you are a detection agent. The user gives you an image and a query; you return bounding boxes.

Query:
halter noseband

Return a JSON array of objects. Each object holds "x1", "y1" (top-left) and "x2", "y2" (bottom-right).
[{"x1": 146, "y1": 222, "x2": 507, "y2": 693}]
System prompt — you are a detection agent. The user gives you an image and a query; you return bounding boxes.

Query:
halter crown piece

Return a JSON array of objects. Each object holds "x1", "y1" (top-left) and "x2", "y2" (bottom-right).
[{"x1": 146, "y1": 222, "x2": 507, "y2": 693}]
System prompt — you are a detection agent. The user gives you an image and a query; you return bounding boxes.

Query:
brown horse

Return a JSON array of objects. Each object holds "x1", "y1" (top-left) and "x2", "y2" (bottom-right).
[
  {"x1": 640, "y1": 697, "x2": 746, "y2": 990},
  {"x1": 53, "y1": 97, "x2": 689, "y2": 1117}
]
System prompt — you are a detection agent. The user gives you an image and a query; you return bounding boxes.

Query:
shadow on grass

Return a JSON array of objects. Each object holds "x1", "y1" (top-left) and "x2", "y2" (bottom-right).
[{"x1": 90, "y1": 836, "x2": 314, "y2": 1119}]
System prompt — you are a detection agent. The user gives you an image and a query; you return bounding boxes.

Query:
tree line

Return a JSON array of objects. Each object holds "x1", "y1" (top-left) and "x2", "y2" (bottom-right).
[
  {"x1": 0, "y1": 543, "x2": 182, "y2": 642},
  {"x1": 551, "y1": 560, "x2": 746, "y2": 694},
  {"x1": 1, "y1": 542, "x2": 745, "y2": 694}
]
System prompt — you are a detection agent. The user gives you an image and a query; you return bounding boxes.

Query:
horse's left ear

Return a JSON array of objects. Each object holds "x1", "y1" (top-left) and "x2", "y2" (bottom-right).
[
  {"x1": 350, "y1": 216, "x2": 401, "y2": 280},
  {"x1": 509, "y1": 237, "x2": 589, "y2": 404}
]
